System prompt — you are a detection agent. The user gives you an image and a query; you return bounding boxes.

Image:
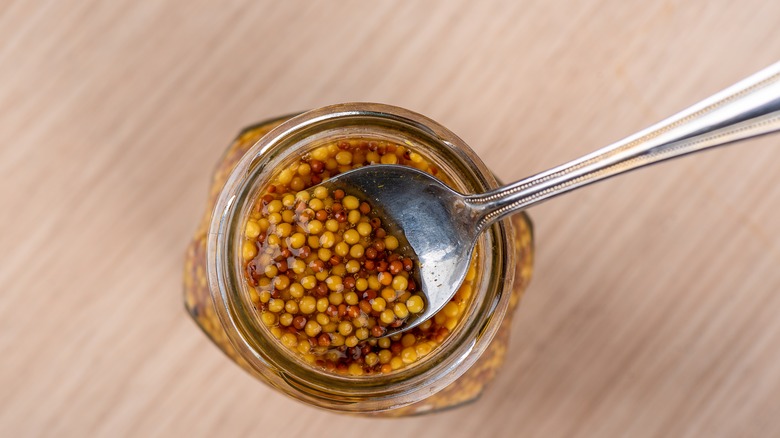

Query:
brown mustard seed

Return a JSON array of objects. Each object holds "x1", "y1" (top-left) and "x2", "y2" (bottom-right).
[{"x1": 310, "y1": 159, "x2": 324, "y2": 173}]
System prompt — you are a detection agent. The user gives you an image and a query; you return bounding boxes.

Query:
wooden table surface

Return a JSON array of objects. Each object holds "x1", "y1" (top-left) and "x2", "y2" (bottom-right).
[{"x1": 4, "y1": 1, "x2": 780, "y2": 436}]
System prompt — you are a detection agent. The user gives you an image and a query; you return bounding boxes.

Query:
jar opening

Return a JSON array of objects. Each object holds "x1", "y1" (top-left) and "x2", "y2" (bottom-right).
[{"x1": 207, "y1": 103, "x2": 516, "y2": 412}]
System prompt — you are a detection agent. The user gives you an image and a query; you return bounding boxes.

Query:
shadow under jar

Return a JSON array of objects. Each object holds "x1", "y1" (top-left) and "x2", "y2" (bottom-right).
[{"x1": 183, "y1": 103, "x2": 534, "y2": 416}]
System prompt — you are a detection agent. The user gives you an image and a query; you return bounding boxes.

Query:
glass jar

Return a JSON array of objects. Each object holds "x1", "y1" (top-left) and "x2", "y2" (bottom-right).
[{"x1": 183, "y1": 103, "x2": 534, "y2": 416}]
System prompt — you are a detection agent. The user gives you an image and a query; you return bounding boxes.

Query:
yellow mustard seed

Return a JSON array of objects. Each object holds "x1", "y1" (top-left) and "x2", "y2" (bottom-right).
[
  {"x1": 307, "y1": 220, "x2": 323, "y2": 234},
  {"x1": 279, "y1": 313, "x2": 293, "y2": 326},
  {"x1": 458, "y1": 284, "x2": 473, "y2": 300},
  {"x1": 319, "y1": 231, "x2": 335, "y2": 248},
  {"x1": 300, "y1": 275, "x2": 316, "y2": 290},
  {"x1": 338, "y1": 321, "x2": 353, "y2": 336},
  {"x1": 365, "y1": 352, "x2": 379, "y2": 366},
  {"x1": 348, "y1": 363, "x2": 363, "y2": 376},
  {"x1": 257, "y1": 217, "x2": 270, "y2": 231},
  {"x1": 334, "y1": 241, "x2": 349, "y2": 257},
  {"x1": 273, "y1": 275, "x2": 290, "y2": 290},
  {"x1": 316, "y1": 298, "x2": 329, "y2": 313},
  {"x1": 277, "y1": 169, "x2": 294, "y2": 185},
  {"x1": 331, "y1": 263, "x2": 346, "y2": 276},
  {"x1": 267, "y1": 200, "x2": 283, "y2": 214},
  {"x1": 378, "y1": 272, "x2": 392, "y2": 286},
  {"x1": 297, "y1": 163, "x2": 311, "y2": 176},
  {"x1": 261, "y1": 312, "x2": 276, "y2": 326},
  {"x1": 329, "y1": 292, "x2": 344, "y2": 306},
  {"x1": 445, "y1": 317, "x2": 458, "y2": 331},
  {"x1": 346, "y1": 260, "x2": 360, "y2": 274},
  {"x1": 415, "y1": 342, "x2": 432, "y2": 357},
  {"x1": 311, "y1": 146, "x2": 329, "y2": 161},
  {"x1": 355, "y1": 278, "x2": 368, "y2": 291},
  {"x1": 242, "y1": 241, "x2": 257, "y2": 260},
  {"x1": 264, "y1": 264, "x2": 278, "y2": 278},
  {"x1": 291, "y1": 259, "x2": 306, "y2": 275},
  {"x1": 266, "y1": 234, "x2": 280, "y2": 246},
  {"x1": 392, "y1": 275, "x2": 408, "y2": 292},
  {"x1": 259, "y1": 290, "x2": 271, "y2": 303},
  {"x1": 315, "y1": 269, "x2": 329, "y2": 282},
  {"x1": 249, "y1": 289, "x2": 260, "y2": 303},
  {"x1": 371, "y1": 297, "x2": 387, "y2": 312},
  {"x1": 313, "y1": 186, "x2": 328, "y2": 199},
  {"x1": 353, "y1": 316, "x2": 368, "y2": 328},
  {"x1": 331, "y1": 333, "x2": 345, "y2": 347},
  {"x1": 378, "y1": 349, "x2": 392, "y2": 364},
  {"x1": 298, "y1": 296, "x2": 317, "y2": 315},
  {"x1": 393, "y1": 302, "x2": 409, "y2": 319},
  {"x1": 307, "y1": 235, "x2": 320, "y2": 249},
  {"x1": 316, "y1": 313, "x2": 330, "y2": 325},
  {"x1": 385, "y1": 235, "x2": 399, "y2": 250},
  {"x1": 275, "y1": 223, "x2": 292, "y2": 237},
  {"x1": 245, "y1": 220, "x2": 260, "y2": 238},
  {"x1": 318, "y1": 248, "x2": 332, "y2": 262},
  {"x1": 335, "y1": 150, "x2": 352, "y2": 165},
  {"x1": 381, "y1": 288, "x2": 396, "y2": 303},
  {"x1": 357, "y1": 222, "x2": 372, "y2": 237},
  {"x1": 349, "y1": 244, "x2": 364, "y2": 259},
  {"x1": 442, "y1": 302, "x2": 459, "y2": 319},
  {"x1": 401, "y1": 333, "x2": 416, "y2": 347},
  {"x1": 368, "y1": 275, "x2": 381, "y2": 290},
  {"x1": 309, "y1": 198, "x2": 324, "y2": 211},
  {"x1": 380, "y1": 309, "x2": 395, "y2": 324},
  {"x1": 289, "y1": 283, "x2": 304, "y2": 298},
  {"x1": 325, "y1": 219, "x2": 339, "y2": 232},
  {"x1": 267, "y1": 212, "x2": 282, "y2": 225},
  {"x1": 380, "y1": 153, "x2": 398, "y2": 165},
  {"x1": 406, "y1": 295, "x2": 424, "y2": 313},
  {"x1": 304, "y1": 320, "x2": 321, "y2": 337},
  {"x1": 289, "y1": 232, "x2": 306, "y2": 249},
  {"x1": 345, "y1": 291, "x2": 359, "y2": 305},
  {"x1": 378, "y1": 338, "x2": 391, "y2": 349},
  {"x1": 401, "y1": 347, "x2": 418, "y2": 364},
  {"x1": 390, "y1": 357, "x2": 404, "y2": 370},
  {"x1": 345, "y1": 335, "x2": 359, "y2": 347},
  {"x1": 282, "y1": 194, "x2": 296, "y2": 207},
  {"x1": 285, "y1": 300, "x2": 299, "y2": 314},
  {"x1": 281, "y1": 209, "x2": 296, "y2": 224},
  {"x1": 347, "y1": 210, "x2": 361, "y2": 224},
  {"x1": 342, "y1": 195, "x2": 360, "y2": 210},
  {"x1": 355, "y1": 327, "x2": 369, "y2": 340},
  {"x1": 290, "y1": 176, "x2": 305, "y2": 192},
  {"x1": 295, "y1": 190, "x2": 311, "y2": 202},
  {"x1": 268, "y1": 299, "x2": 284, "y2": 313},
  {"x1": 343, "y1": 229, "x2": 360, "y2": 245}
]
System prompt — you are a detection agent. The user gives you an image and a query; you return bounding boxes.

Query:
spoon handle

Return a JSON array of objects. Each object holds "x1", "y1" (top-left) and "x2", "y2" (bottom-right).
[{"x1": 466, "y1": 61, "x2": 780, "y2": 231}]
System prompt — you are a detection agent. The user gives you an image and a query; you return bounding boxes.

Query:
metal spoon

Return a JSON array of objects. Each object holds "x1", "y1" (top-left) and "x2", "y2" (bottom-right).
[{"x1": 321, "y1": 61, "x2": 780, "y2": 336}]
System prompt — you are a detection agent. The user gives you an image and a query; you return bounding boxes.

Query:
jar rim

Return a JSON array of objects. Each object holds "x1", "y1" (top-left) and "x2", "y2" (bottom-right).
[{"x1": 207, "y1": 103, "x2": 516, "y2": 412}]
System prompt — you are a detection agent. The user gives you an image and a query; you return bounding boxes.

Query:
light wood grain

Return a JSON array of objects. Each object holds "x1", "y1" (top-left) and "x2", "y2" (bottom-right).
[{"x1": 3, "y1": 1, "x2": 780, "y2": 436}]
